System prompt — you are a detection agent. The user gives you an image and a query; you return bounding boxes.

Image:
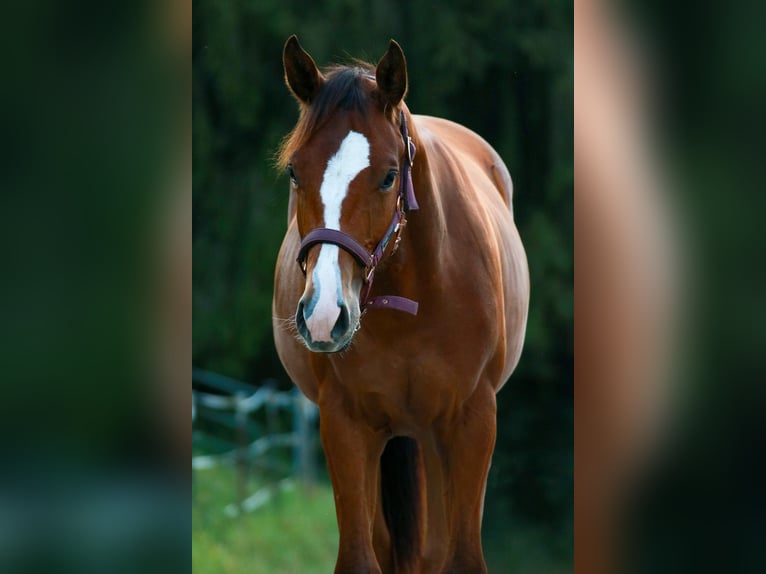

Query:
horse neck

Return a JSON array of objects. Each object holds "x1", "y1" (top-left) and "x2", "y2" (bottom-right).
[{"x1": 386, "y1": 112, "x2": 447, "y2": 288}]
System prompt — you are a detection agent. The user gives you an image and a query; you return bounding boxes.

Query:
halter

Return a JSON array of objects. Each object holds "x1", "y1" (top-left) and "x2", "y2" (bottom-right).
[{"x1": 296, "y1": 110, "x2": 419, "y2": 316}]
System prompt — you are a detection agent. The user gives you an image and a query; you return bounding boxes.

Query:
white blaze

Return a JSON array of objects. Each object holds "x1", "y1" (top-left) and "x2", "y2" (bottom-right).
[{"x1": 305, "y1": 131, "x2": 369, "y2": 342}]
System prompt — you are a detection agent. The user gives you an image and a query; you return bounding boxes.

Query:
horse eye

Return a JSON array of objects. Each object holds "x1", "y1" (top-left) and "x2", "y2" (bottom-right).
[
  {"x1": 286, "y1": 164, "x2": 299, "y2": 186},
  {"x1": 380, "y1": 170, "x2": 397, "y2": 191}
]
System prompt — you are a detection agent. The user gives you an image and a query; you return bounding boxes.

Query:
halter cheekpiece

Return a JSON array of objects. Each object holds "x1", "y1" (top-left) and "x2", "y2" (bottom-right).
[{"x1": 296, "y1": 110, "x2": 419, "y2": 316}]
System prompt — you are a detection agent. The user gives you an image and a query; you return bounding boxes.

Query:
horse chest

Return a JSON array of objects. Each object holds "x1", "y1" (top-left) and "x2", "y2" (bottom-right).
[{"x1": 317, "y1": 350, "x2": 476, "y2": 430}]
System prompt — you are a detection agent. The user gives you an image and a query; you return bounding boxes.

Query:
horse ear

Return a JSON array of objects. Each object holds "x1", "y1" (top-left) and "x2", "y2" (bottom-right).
[
  {"x1": 375, "y1": 39, "x2": 408, "y2": 107},
  {"x1": 283, "y1": 35, "x2": 323, "y2": 104}
]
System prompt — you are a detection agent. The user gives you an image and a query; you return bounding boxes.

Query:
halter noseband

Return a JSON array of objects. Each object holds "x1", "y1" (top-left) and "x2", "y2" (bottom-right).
[{"x1": 296, "y1": 110, "x2": 419, "y2": 316}]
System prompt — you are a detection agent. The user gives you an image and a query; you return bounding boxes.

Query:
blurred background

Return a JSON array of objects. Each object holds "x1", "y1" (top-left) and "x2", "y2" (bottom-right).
[
  {"x1": 575, "y1": 1, "x2": 766, "y2": 573},
  {"x1": 192, "y1": 0, "x2": 572, "y2": 572}
]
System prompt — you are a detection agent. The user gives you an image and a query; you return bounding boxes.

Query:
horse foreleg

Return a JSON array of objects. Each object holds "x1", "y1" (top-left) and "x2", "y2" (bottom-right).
[
  {"x1": 372, "y1": 479, "x2": 394, "y2": 574},
  {"x1": 438, "y1": 382, "x2": 497, "y2": 574},
  {"x1": 319, "y1": 392, "x2": 387, "y2": 574},
  {"x1": 419, "y1": 433, "x2": 449, "y2": 573}
]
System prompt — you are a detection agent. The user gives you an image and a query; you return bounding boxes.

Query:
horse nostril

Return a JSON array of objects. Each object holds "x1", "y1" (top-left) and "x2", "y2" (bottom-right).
[
  {"x1": 331, "y1": 304, "x2": 350, "y2": 339},
  {"x1": 296, "y1": 301, "x2": 307, "y2": 331}
]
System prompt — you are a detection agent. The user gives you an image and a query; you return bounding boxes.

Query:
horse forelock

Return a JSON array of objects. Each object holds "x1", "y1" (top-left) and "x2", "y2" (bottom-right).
[{"x1": 277, "y1": 62, "x2": 398, "y2": 170}]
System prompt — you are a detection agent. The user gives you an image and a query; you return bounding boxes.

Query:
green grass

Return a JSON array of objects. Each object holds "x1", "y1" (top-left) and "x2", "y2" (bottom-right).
[
  {"x1": 193, "y1": 465, "x2": 571, "y2": 573},
  {"x1": 193, "y1": 466, "x2": 338, "y2": 574}
]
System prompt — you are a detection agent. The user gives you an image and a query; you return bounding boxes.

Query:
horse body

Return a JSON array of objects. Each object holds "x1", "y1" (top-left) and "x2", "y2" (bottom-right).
[
  {"x1": 273, "y1": 37, "x2": 528, "y2": 574},
  {"x1": 276, "y1": 114, "x2": 527, "y2": 403}
]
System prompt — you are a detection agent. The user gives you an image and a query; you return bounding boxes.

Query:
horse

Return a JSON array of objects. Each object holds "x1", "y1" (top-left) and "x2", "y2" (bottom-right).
[{"x1": 272, "y1": 35, "x2": 529, "y2": 574}]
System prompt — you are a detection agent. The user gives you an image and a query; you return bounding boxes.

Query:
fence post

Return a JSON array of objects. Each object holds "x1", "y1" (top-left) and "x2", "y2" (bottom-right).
[
  {"x1": 234, "y1": 392, "x2": 248, "y2": 510},
  {"x1": 293, "y1": 389, "x2": 315, "y2": 488}
]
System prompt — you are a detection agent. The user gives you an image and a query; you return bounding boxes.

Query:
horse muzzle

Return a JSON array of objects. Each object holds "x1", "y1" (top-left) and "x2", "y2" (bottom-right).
[{"x1": 295, "y1": 297, "x2": 360, "y2": 353}]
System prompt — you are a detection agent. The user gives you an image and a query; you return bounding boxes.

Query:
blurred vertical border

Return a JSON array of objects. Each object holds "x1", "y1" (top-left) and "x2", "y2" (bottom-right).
[
  {"x1": 0, "y1": 0, "x2": 190, "y2": 572},
  {"x1": 575, "y1": 0, "x2": 766, "y2": 572}
]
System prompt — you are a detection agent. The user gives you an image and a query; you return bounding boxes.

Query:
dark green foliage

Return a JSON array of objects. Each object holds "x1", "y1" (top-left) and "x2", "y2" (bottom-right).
[{"x1": 193, "y1": 0, "x2": 572, "y2": 561}]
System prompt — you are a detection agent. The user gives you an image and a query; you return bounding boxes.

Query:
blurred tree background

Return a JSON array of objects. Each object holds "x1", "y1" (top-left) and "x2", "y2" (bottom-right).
[{"x1": 193, "y1": 0, "x2": 572, "y2": 568}]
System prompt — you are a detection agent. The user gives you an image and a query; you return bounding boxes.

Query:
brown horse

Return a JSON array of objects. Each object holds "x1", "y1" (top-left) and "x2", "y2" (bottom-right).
[{"x1": 273, "y1": 36, "x2": 529, "y2": 574}]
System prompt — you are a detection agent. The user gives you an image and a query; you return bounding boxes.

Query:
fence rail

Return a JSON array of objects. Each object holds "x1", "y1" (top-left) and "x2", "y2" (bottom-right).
[{"x1": 192, "y1": 368, "x2": 318, "y2": 516}]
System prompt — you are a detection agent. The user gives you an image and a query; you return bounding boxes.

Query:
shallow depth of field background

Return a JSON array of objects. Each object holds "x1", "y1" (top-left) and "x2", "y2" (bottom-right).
[{"x1": 192, "y1": 1, "x2": 572, "y2": 572}]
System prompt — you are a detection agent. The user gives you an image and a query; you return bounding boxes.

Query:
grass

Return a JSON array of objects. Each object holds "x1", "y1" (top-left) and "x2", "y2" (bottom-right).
[
  {"x1": 193, "y1": 465, "x2": 338, "y2": 574},
  {"x1": 193, "y1": 465, "x2": 571, "y2": 574}
]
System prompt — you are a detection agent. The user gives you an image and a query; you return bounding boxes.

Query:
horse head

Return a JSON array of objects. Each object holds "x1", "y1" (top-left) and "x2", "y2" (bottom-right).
[{"x1": 280, "y1": 36, "x2": 411, "y2": 353}]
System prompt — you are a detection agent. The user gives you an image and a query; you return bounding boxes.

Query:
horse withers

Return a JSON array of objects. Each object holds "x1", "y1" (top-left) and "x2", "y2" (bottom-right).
[{"x1": 272, "y1": 35, "x2": 529, "y2": 574}]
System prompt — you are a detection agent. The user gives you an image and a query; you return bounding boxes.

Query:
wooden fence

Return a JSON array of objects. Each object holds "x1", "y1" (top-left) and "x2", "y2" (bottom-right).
[{"x1": 192, "y1": 368, "x2": 318, "y2": 516}]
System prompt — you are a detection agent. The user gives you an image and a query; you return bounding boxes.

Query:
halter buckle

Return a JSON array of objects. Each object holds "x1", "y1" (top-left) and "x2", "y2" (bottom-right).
[
  {"x1": 406, "y1": 136, "x2": 414, "y2": 166},
  {"x1": 392, "y1": 216, "x2": 407, "y2": 255}
]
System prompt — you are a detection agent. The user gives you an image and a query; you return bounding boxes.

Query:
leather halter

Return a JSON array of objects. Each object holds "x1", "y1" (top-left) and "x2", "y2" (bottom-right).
[{"x1": 296, "y1": 110, "x2": 419, "y2": 316}]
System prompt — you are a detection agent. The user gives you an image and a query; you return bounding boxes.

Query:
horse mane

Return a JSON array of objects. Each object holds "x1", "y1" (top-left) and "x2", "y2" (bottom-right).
[{"x1": 277, "y1": 61, "x2": 393, "y2": 170}]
